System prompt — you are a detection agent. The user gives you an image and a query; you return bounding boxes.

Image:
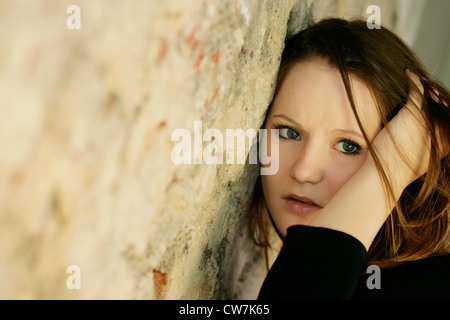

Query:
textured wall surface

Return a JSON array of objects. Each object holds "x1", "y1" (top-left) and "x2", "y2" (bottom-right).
[{"x1": 0, "y1": 0, "x2": 399, "y2": 299}]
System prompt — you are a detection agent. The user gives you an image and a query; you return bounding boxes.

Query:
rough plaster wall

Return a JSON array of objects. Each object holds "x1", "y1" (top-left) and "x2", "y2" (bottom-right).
[{"x1": 0, "y1": 0, "x2": 398, "y2": 299}]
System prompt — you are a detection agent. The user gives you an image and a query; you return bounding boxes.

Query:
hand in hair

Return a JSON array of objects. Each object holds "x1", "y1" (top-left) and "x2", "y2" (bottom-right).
[
  {"x1": 370, "y1": 70, "x2": 430, "y2": 199},
  {"x1": 308, "y1": 71, "x2": 442, "y2": 249}
]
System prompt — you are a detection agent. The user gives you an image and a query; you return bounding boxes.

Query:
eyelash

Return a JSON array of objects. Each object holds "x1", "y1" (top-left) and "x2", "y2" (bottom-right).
[{"x1": 272, "y1": 123, "x2": 362, "y2": 156}]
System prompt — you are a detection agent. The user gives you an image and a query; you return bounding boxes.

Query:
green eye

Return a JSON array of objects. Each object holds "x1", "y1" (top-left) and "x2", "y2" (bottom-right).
[
  {"x1": 279, "y1": 127, "x2": 300, "y2": 140},
  {"x1": 335, "y1": 139, "x2": 361, "y2": 155}
]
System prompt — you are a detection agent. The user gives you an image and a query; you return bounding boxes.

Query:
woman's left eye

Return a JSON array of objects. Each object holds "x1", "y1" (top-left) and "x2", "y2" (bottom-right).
[
  {"x1": 278, "y1": 127, "x2": 300, "y2": 140},
  {"x1": 335, "y1": 139, "x2": 361, "y2": 156}
]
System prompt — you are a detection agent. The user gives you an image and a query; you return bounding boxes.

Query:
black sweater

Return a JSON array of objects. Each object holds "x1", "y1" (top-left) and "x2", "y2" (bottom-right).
[{"x1": 258, "y1": 225, "x2": 450, "y2": 300}]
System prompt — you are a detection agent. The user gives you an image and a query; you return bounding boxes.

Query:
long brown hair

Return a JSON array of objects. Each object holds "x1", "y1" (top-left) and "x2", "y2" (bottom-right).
[{"x1": 248, "y1": 18, "x2": 450, "y2": 269}]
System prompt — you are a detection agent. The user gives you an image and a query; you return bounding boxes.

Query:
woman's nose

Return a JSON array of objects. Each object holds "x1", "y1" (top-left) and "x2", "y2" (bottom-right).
[{"x1": 290, "y1": 143, "x2": 325, "y2": 184}]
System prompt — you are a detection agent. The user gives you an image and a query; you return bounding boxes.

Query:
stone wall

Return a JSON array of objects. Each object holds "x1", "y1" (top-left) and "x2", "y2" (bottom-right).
[{"x1": 0, "y1": 0, "x2": 399, "y2": 299}]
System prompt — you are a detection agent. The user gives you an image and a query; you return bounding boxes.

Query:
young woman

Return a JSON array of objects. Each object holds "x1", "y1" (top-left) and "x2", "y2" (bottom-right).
[{"x1": 248, "y1": 18, "x2": 450, "y2": 299}]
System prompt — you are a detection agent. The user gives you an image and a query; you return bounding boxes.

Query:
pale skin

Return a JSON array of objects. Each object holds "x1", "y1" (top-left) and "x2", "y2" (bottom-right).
[{"x1": 262, "y1": 57, "x2": 429, "y2": 250}]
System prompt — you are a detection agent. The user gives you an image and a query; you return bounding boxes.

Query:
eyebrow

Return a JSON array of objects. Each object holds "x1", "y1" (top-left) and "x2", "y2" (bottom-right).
[{"x1": 269, "y1": 113, "x2": 364, "y2": 140}]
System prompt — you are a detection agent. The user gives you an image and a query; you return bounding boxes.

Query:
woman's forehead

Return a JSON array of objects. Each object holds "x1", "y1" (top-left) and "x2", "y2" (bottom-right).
[{"x1": 271, "y1": 58, "x2": 381, "y2": 137}]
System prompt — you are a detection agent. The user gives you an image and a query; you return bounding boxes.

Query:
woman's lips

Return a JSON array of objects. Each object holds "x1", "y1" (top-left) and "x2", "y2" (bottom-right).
[{"x1": 284, "y1": 196, "x2": 322, "y2": 215}]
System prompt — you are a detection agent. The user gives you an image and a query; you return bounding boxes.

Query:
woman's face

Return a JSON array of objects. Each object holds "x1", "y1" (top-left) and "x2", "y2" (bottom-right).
[{"x1": 261, "y1": 57, "x2": 382, "y2": 237}]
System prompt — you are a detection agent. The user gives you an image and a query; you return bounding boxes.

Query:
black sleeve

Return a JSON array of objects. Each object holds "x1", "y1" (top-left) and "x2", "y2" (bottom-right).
[{"x1": 257, "y1": 225, "x2": 367, "y2": 300}]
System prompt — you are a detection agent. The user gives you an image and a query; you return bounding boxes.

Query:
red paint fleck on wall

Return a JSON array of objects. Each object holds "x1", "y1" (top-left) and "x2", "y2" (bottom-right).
[
  {"x1": 204, "y1": 88, "x2": 219, "y2": 110},
  {"x1": 157, "y1": 120, "x2": 167, "y2": 129},
  {"x1": 153, "y1": 269, "x2": 168, "y2": 300},
  {"x1": 157, "y1": 39, "x2": 169, "y2": 66},
  {"x1": 185, "y1": 24, "x2": 199, "y2": 52},
  {"x1": 194, "y1": 53, "x2": 204, "y2": 70},
  {"x1": 211, "y1": 51, "x2": 220, "y2": 67}
]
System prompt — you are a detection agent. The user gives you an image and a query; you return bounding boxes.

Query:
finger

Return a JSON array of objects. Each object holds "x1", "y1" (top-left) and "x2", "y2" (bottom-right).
[{"x1": 405, "y1": 69, "x2": 424, "y2": 110}]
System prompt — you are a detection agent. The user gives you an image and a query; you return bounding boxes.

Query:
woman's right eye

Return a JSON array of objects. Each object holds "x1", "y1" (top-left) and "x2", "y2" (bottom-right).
[{"x1": 278, "y1": 127, "x2": 300, "y2": 140}]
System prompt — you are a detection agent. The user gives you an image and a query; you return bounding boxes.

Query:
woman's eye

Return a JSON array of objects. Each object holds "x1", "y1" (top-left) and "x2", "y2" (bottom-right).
[
  {"x1": 335, "y1": 139, "x2": 361, "y2": 155},
  {"x1": 279, "y1": 127, "x2": 300, "y2": 140}
]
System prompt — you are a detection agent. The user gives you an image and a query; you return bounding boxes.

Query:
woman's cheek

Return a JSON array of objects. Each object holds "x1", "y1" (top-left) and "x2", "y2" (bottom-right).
[{"x1": 326, "y1": 155, "x2": 368, "y2": 200}]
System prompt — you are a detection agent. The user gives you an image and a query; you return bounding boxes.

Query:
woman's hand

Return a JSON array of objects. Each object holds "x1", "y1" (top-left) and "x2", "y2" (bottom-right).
[{"x1": 370, "y1": 70, "x2": 430, "y2": 199}]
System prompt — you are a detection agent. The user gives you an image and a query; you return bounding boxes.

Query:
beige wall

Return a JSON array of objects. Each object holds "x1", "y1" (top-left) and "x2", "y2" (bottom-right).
[{"x1": 0, "y1": 0, "x2": 402, "y2": 299}]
